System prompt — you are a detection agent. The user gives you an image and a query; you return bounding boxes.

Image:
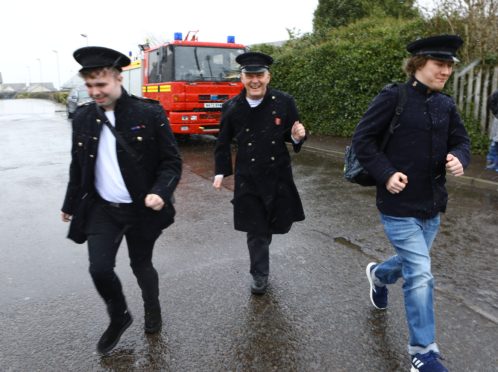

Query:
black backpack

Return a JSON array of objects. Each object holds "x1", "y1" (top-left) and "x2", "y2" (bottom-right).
[{"x1": 344, "y1": 83, "x2": 407, "y2": 186}]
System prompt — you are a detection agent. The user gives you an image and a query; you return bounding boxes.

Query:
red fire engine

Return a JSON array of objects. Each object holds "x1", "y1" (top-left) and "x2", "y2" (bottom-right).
[{"x1": 122, "y1": 32, "x2": 246, "y2": 135}]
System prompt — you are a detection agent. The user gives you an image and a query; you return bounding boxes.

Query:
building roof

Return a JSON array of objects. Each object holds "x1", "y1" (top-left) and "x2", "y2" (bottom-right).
[{"x1": 0, "y1": 83, "x2": 27, "y2": 93}]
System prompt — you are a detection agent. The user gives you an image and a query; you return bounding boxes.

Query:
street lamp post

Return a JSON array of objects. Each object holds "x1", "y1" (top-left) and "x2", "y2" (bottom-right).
[
  {"x1": 26, "y1": 66, "x2": 31, "y2": 87},
  {"x1": 80, "y1": 33, "x2": 89, "y2": 46},
  {"x1": 52, "y1": 50, "x2": 61, "y2": 90},
  {"x1": 36, "y1": 58, "x2": 43, "y2": 83}
]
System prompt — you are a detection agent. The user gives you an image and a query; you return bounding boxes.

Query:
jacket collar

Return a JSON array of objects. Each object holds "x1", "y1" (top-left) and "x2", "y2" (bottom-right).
[
  {"x1": 114, "y1": 87, "x2": 130, "y2": 111},
  {"x1": 407, "y1": 76, "x2": 434, "y2": 96},
  {"x1": 237, "y1": 87, "x2": 273, "y2": 106},
  {"x1": 94, "y1": 86, "x2": 130, "y2": 120}
]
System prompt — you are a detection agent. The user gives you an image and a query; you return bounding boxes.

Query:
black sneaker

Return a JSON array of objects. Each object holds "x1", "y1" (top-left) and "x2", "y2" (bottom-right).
[
  {"x1": 251, "y1": 276, "x2": 268, "y2": 295},
  {"x1": 144, "y1": 307, "x2": 162, "y2": 334},
  {"x1": 97, "y1": 311, "x2": 133, "y2": 354},
  {"x1": 411, "y1": 351, "x2": 448, "y2": 372},
  {"x1": 366, "y1": 262, "x2": 388, "y2": 309}
]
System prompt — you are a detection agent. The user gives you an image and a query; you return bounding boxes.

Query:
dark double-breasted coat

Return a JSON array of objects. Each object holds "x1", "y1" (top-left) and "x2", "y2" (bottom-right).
[
  {"x1": 352, "y1": 77, "x2": 470, "y2": 219},
  {"x1": 62, "y1": 89, "x2": 182, "y2": 243},
  {"x1": 214, "y1": 88, "x2": 305, "y2": 234}
]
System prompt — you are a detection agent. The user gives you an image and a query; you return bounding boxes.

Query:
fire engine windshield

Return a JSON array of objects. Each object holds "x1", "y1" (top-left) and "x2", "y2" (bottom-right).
[{"x1": 174, "y1": 46, "x2": 245, "y2": 82}]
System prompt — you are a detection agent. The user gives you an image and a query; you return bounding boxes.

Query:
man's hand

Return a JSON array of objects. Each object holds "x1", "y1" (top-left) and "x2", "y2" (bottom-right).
[
  {"x1": 291, "y1": 121, "x2": 306, "y2": 142},
  {"x1": 213, "y1": 175, "x2": 224, "y2": 190},
  {"x1": 386, "y1": 172, "x2": 408, "y2": 194},
  {"x1": 145, "y1": 194, "x2": 165, "y2": 211},
  {"x1": 446, "y1": 153, "x2": 464, "y2": 176},
  {"x1": 61, "y1": 212, "x2": 72, "y2": 222}
]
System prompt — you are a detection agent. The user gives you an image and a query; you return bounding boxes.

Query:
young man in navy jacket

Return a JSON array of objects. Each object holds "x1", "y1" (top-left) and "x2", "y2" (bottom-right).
[{"x1": 353, "y1": 35, "x2": 470, "y2": 372}]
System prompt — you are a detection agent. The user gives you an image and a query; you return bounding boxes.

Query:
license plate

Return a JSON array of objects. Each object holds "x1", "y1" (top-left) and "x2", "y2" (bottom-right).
[{"x1": 204, "y1": 103, "x2": 222, "y2": 108}]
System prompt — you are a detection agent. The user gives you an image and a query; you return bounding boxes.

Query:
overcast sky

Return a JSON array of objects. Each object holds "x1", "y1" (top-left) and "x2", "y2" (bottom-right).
[{"x1": 0, "y1": 0, "x2": 320, "y2": 87}]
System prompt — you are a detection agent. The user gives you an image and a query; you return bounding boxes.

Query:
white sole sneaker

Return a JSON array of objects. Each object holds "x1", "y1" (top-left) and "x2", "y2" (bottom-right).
[{"x1": 366, "y1": 262, "x2": 386, "y2": 310}]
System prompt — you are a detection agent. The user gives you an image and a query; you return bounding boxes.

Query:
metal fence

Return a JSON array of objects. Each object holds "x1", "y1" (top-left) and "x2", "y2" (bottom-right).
[{"x1": 453, "y1": 60, "x2": 498, "y2": 135}]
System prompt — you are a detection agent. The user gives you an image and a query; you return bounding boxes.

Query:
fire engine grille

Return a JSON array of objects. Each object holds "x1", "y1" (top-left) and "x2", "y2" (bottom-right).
[
  {"x1": 193, "y1": 108, "x2": 222, "y2": 112},
  {"x1": 198, "y1": 95, "x2": 229, "y2": 101},
  {"x1": 200, "y1": 113, "x2": 221, "y2": 120}
]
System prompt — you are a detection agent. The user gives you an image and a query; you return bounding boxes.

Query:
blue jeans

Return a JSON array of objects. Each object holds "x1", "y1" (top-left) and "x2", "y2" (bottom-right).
[
  {"x1": 374, "y1": 214, "x2": 441, "y2": 355},
  {"x1": 486, "y1": 141, "x2": 498, "y2": 170}
]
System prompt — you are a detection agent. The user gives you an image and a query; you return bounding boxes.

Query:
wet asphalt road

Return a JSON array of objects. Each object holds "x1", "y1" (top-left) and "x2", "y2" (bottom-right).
[{"x1": 0, "y1": 99, "x2": 497, "y2": 371}]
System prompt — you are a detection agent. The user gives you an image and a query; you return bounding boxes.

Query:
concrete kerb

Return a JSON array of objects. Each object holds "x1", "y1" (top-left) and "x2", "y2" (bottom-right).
[
  {"x1": 299, "y1": 142, "x2": 498, "y2": 193},
  {"x1": 447, "y1": 174, "x2": 498, "y2": 193}
]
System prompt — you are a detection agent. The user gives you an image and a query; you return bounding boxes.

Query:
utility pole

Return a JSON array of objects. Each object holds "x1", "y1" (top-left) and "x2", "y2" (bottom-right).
[
  {"x1": 26, "y1": 66, "x2": 31, "y2": 87},
  {"x1": 80, "y1": 33, "x2": 89, "y2": 46},
  {"x1": 36, "y1": 58, "x2": 43, "y2": 83},
  {"x1": 52, "y1": 50, "x2": 61, "y2": 90}
]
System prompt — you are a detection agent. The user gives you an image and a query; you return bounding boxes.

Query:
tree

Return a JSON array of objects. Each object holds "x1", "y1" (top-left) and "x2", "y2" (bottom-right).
[
  {"x1": 313, "y1": 0, "x2": 418, "y2": 34},
  {"x1": 426, "y1": 0, "x2": 498, "y2": 63},
  {"x1": 313, "y1": 0, "x2": 368, "y2": 33}
]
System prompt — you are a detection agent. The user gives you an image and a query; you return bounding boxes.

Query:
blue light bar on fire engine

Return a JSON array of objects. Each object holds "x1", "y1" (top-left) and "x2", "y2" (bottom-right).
[
  {"x1": 174, "y1": 32, "x2": 183, "y2": 41},
  {"x1": 227, "y1": 36, "x2": 235, "y2": 43}
]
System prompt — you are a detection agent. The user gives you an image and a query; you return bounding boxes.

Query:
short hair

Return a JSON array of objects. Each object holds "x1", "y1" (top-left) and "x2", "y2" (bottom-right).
[
  {"x1": 79, "y1": 66, "x2": 121, "y2": 79},
  {"x1": 403, "y1": 55, "x2": 429, "y2": 77}
]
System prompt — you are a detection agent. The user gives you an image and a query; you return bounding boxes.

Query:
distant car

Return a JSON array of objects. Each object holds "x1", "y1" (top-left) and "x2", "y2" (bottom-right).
[{"x1": 67, "y1": 86, "x2": 92, "y2": 118}]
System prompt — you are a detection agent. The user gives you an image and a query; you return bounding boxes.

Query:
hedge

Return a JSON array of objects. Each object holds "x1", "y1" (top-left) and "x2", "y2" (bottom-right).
[
  {"x1": 252, "y1": 16, "x2": 489, "y2": 153},
  {"x1": 254, "y1": 17, "x2": 426, "y2": 136}
]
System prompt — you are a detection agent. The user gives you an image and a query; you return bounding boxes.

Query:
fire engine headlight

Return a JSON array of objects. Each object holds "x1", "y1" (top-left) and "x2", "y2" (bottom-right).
[
  {"x1": 190, "y1": 115, "x2": 197, "y2": 121},
  {"x1": 182, "y1": 115, "x2": 189, "y2": 121}
]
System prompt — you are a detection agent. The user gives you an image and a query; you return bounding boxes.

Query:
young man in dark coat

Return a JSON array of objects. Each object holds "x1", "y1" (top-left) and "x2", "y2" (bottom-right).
[
  {"x1": 61, "y1": 47, "x2": 182, "y2": 354},
  {"x1": 353, "y1": 35, "x2": 470, "y2": 372},
  {"x1": 213, "y1": 52, "x2": 306, "y2": 295}
]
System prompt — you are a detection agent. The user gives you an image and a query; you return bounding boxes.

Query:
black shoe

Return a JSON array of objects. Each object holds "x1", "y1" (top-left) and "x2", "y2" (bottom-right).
[
  {"x1": 97, "y1": 311, "x2": 133, "y2": 354},
  {"x1": 251, "y1": 276, "x2": 268, "y2": 295},
  {"x1": 144, "y1": 307, "x2": 162, "y2": 334}
]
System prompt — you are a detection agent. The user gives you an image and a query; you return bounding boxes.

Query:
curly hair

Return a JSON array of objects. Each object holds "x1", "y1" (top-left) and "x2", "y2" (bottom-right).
[{"x1": 403, "y1": 55, "x2": 429, "y2": 77}]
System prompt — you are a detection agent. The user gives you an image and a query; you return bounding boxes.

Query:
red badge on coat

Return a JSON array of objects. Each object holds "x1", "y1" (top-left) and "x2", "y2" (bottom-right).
[{"x1": 274, "y1": 117, "x2": 281, "y2": 125}]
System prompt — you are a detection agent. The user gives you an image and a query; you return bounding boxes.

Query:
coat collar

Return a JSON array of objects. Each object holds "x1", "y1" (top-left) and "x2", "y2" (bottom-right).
[
  {"x1": 407, "y1": 76, "x2": 434, "y2": 96},
  {"x1": 237, "y1": 87, "x2": 274, "y2": 107},
  {"x1": 114, "y1": 87, "x2": 130, "y2": 111},
  {"x1": 94, "y1": 87, "x2": 130, "y2": 123}
]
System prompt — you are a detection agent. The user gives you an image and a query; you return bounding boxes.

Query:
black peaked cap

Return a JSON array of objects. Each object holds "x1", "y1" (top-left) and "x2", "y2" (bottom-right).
[
  {"x1": 73, "y1": 46, "x2": 131, "y2": 72},
  {"x1": 407, "y1": 35, "x2": 463, "y2": 62},
  {"x1": 236, "y1": 52, "x2": 273, "y2": 73}
]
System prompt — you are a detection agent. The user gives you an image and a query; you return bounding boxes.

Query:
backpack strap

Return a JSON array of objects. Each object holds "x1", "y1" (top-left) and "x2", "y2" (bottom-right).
[
  {"x1": 95, "y1": 105, "x2": 141, "y2": 162},
  {"x1": 379, "y1": 83, "x2": 407, "y2": 151}
]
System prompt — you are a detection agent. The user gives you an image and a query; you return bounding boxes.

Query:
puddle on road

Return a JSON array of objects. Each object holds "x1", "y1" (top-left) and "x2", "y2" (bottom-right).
[{"x1": 333, "y1": 236, "x2": 362, "y2": 251}]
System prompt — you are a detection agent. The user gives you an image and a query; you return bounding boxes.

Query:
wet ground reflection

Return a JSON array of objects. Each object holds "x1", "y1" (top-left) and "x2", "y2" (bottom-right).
[
  {"x1": 179, "y1": 135, "x2": 498, "y2": 323},
  {"x1": 232, "y1": 294, "x2": 299, "y2": 371},
  {"x1": 99, "y1": 333, "x2": 172, "y2": 371},
  {"x1": 1, "y1": 98, "x2": 496, "y2": 370}
]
